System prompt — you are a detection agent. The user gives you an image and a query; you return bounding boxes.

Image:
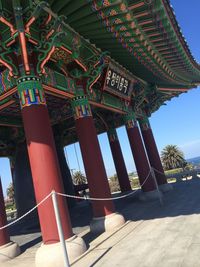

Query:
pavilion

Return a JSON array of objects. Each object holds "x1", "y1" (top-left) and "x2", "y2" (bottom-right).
[{"x1": 0, "y1": 1, "x2": 200, "y2": 266}]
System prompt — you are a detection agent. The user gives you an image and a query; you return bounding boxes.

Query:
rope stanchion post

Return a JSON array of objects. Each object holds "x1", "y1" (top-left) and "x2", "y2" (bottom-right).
[
  {"x1": 56, "y1": 170, "x2": 152, "y2": 201},
  {"x1": 51, "y1": 190, "x2": 70, "y2": 267},
  {"x1": 0, "y1": 170, "x2": 156, "y2": 232},
  {"x1": 150, "y1": 167, "x2": 163, "y2": 206}
]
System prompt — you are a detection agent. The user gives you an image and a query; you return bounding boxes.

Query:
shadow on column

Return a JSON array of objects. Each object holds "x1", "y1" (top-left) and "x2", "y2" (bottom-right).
[{"x1": 12, "y1": 139, "x2": 76, "y2": 234}]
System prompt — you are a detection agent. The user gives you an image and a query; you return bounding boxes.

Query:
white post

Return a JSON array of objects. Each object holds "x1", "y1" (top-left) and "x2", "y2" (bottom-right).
[
  {"x1": 151, "y1": 167, "x2": 163, "y2": 206},
  {"x1": 51, "y1": 190, "x2": 70, "y2": 267}
]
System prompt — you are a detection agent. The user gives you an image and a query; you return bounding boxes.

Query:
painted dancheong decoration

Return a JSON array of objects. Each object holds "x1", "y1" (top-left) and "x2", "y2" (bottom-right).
[
  {"x1": 0, "y1": 0, "x2": 199, "y2": 132},
  {"x1": 0, "y1": 1, "x2": 199, "y2": 266}
]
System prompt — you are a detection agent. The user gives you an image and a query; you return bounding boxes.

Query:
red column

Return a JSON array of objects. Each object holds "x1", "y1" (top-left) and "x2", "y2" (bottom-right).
[
  {"x1": 139, "y1": 117, "x2": 167, "y2": 186},
  {"x1": 107, "y1": 128, "x2": 131, "y2": 192},
  {"x1": 0, "y1": 179, "x2": 10, "y2": 246},
  {"x1": 18, "y1": 77, "x2": 73, "y2": 244},
  {"x1": 124, "y1": 114, "x2": 156, "y2": 192},
  {"x1": 72, "y1": 94, "x2": 115, "y2": 218}
]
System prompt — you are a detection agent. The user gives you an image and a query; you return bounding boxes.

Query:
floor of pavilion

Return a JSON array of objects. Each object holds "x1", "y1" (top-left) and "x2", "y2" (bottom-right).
[{"x1": 3, "y1": 177, "x2": 200, "y2": 267}]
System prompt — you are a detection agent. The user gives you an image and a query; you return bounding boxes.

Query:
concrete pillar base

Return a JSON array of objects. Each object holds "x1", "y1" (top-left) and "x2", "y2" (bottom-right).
[
  {"x1": 90, "y1": 212, "x2": 125, "y2": 233},
  {"x1": 0, "y1": 241, "x2": 20, "y2": 262},
  {"x1": 139, "y1": 189, "x2": 163, "y2": 201},
  {"x1": 35, "y1": 235, "x2": 87, "y2": 267},
  {"x1": 159, "y1": 183, "x2": 173, "y2": 193}
]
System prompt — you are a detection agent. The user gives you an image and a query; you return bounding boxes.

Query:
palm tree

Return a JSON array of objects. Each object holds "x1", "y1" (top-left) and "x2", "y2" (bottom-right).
[
  {"x1": 72, "y1": 171, "x2": 87, "y2": 185},
  {"x1": 161, "y1": 145, "x2": 187, "y2": 170}
]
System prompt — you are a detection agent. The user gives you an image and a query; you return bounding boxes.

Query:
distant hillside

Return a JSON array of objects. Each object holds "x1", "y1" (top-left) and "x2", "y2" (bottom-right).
[{"x1": 187, "y1": 156, "x2": 200, "y2": 168}]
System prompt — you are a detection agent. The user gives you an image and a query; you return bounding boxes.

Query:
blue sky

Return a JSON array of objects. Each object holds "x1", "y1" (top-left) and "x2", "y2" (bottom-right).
[
  {"x1": 150, "y1": 0, "x2": 200, "y2": 157},
  {"x1": 1, "y1": 0, "x2": 200, "y2": 195}
]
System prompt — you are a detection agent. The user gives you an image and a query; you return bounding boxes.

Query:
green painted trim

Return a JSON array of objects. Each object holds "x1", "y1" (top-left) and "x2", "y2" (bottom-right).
[{"x1": 123, "y1": 111, "x2": 135, "y2": 124}]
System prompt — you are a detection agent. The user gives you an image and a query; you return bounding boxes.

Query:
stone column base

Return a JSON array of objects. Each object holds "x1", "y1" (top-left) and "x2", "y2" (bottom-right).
[
  {"x1": 159, "y1": 183, "x2": 173, "y2": 192},
  {"x1": 90, "y1": 212, "x2": 125, "y2": 233},
  {"x1": 139, "y1": 189, "x2": 163, "y2": 201},
  {"x1": 35, "y1": 235, "x2": 86, "y2": 267},
  {"x1": 0, "y1": 241, "x2": 20, "y2": 262}
]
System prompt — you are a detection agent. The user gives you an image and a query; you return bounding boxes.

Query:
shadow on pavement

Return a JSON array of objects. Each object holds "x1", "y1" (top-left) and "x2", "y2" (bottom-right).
[
  {"x1": 20, "y1": 236, "x2": 42, "y2": 253},
  {"x1": 9, "y1": 178, "x2": 200, "y2": 253}
]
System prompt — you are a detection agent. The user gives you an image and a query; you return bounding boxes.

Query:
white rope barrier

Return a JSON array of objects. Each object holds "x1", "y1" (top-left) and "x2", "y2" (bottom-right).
[
  {"x1": 56, "y1": 170, "x2": 152, "y2": 201},
  {"x1": 0, "y1": 167, "x2": 159, "y2": 231},
  {"x1": 0, "y1": 166, "x2": 166, "y2": 267},
  {"x1": 0, "y1": 192, "x2": 52, "y2": 231}
]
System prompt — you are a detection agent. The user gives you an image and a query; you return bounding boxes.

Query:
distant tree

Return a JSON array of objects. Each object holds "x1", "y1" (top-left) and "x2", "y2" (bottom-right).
[
  {"x1": 161, "y1": 145, "x2": 187, "y2": 170},
  {"x1": 184, "y1": 162, "x2": 194, "y2": 171},
  {"x1": 72, "y1": 171, "x2": 87, "y2": 185},
  {"x1": 6, "y1": 182, "x2": 15, "y2": 205},
  {"x1": 109, "y1": 174, "x2": 120, "y2": 193}
]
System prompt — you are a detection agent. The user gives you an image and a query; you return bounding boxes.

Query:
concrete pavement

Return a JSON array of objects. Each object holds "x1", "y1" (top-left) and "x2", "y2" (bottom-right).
[
  {"x1": 3, "y1": 178, "x2": 200, "y2": 266},
  {"x1": 72, "y1": 179, "x2": 200, "y2": 267}
]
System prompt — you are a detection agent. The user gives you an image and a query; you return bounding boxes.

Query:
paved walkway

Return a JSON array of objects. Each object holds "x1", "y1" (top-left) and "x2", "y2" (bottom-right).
[{"x1": 3, "y1": 178, "x2": 200, "y2": 266}]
